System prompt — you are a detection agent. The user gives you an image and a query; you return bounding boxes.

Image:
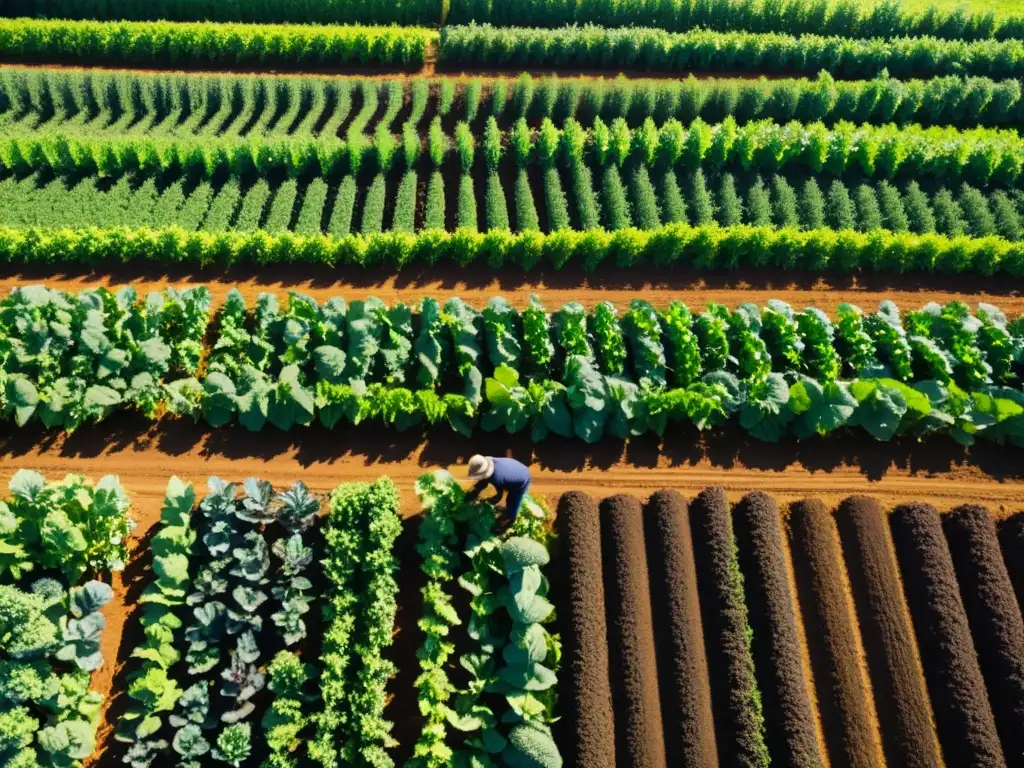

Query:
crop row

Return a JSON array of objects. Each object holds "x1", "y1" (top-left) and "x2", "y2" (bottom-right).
[
  {"x1": 6, "y1": 221, "x2": 1024, "y2": 278},
  {"x1": 4, "y1": 19, "x2": 1024, "y2": 78},
  {"x1": 0, "y1": 18, "x2": 433, "y2": 68},
  {"x1": 0, "y1": 470, "x2": 130, "y2": 768},
  {"x1": 6, "y1": 69, "x2": 1024, "y2": 138},
  {"x1": 116, "y1": 474, "x2": 402, "y2": 768},
  {"x1": 438, "y1": 24, "x2": 1024, "y2": 80},
  {"x1": 553, "y1": 489, "x2": 1024, "y2": 768},
  {"x1": 410, "y1": 471, "x2": 563, "y2": 768},
  {"x1": 7, "y1": 116, "x2": 1024, "y2": 189},
  {"x1": 5, "y1": 169, "x2": 1024, "y2": 245},
  {"x1": 4, "y1": 0, "x2": 1024, "y2": 44},
  {"x1": 4, "y1": 286, "x2": 1024, "y2": 445}
]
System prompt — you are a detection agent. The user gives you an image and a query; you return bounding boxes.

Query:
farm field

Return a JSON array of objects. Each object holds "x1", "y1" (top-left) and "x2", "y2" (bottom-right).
[{"x1": 2, "y1": 0, "x2": 1024, "y2": 767}]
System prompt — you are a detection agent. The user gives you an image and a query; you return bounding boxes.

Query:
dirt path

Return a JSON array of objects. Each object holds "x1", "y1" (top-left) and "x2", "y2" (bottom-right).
[{"x1": 2, "y1": 264, "x2": 1022, "y2": 314}]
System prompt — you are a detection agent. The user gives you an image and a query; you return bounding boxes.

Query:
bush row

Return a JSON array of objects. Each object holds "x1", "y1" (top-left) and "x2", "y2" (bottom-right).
[
  {"x1": 4, "y1": 223, "x2": 1024, "y2": 277},
  {"x1": 6, "y1": 69, "x2": 1024, "y2": 136},
  {"x1": 0, "y1": 18, "x2": 432, "y2": 67},
  {"x1": 446, "y1": 0, "x2": 1024, "y2": 42},
  {"x1": 7, "y1": 0, "x2": 1024, "y2": 44},
  {"x1": 4, "y1": 0, "x2": 439, "y2": 26},
  {"x1": 439, "y1": 24, "x2": 1024, "y2": 80},
  {"x1": 6, "y1": 115, "x2": 1024, "y2": 187}
]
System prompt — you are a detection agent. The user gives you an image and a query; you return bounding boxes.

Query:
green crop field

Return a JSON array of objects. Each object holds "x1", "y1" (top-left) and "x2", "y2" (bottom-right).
[{"x1": 2, "y1": 3, "x2": 1023, "y2": 768}]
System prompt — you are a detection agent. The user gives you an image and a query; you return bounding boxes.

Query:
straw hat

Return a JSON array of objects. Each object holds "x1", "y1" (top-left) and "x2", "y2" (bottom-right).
[{"x1": 467, "y1": 455, "x2": 494, "y2": 482}]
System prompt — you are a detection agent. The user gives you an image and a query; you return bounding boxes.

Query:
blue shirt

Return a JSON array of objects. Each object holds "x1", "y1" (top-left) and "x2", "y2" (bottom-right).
[{"x1": 475, "y1": 457, "x2": 531, "y2": 493}]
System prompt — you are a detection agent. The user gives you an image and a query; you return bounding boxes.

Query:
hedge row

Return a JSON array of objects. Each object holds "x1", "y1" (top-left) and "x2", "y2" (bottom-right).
[
  {"x1": 942, "y1": 506, "x2": 1024, "y2": 764},
  {"x1": 643, "y1": 490, "x2": 718, "y2": 767},
  {"x1": 438, "y1": 24, "x2": 1024, "y2": 80},
  {"x1": 833, "y1": 497, "x2": 941, "y2": 768},
  {"x1": 787, "y1": 499, "x2": 885, "y2": 768},
  {"x1": 445, "y1": 0, "x2": 1024, "y2": 42},
  {"x1": 553, "y1": 492, "x2": 616, "y2": 768},
  {"x1": 3, "y1": 0, "x2": 440, "y2": 26},
  {"x1": 689, "y1": 487, "x2": 770, "y2": 768},
  {"x1": 733, "y1": 492, "x2": 823, "y2": 768},
  {"x1": 6, "y1": 69, "x2": 1024, "y2": 135},
  {"x1": 3, "y1": 224, "x2": 1023, "y2": 277},
  {"x1": 889, "y1": 503, "x2": 1005, "y2": 768},
  {"x1": 0, "y1": 18, "x2": 433, "y2": 67},
  {"x1": 8, "y1": 0, "x2": 1024, "y2": 43},
  {"x1": 7, "y1": 116, "x2": 1024, "y2": 187},
  {"x1": 599, "y1": 494, "x2": 667, "y2": 768}
]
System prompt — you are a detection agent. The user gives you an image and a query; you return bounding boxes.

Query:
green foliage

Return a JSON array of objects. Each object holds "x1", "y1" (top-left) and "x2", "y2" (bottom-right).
[
  {"x1": 485, "y1": 173, "x2": 510, "y2": 232},
  {"x1": 0, "y1": 18, "x2": 432, "y2": 68},
  {"x1": 458, "y1": 175, "x2": 478, "y2": 232},
  {"x1": 600, "y1": 165, "x2": 631, "y2": 231},
  {"x1": 425, "y1": 172, "x2": 446, "y2": 231},
  {"x1": 409, "y1": 472, "x2": 561, "y2": 768},
  {"x1": 825, "y1": 180, "x2": 857, "y2": 230},
  {"x1": 312, "y1": 479, "x2": 400, "y2": 768},
  {"x1": 515, "y1": 170, "x2": 540, "y2": 232},
  {"x1": 0, "y1": 469, "x2": 133, "y2": 582},
  {"x1": 439, "y1": 24, "x2": 1024, "y2": 80}
]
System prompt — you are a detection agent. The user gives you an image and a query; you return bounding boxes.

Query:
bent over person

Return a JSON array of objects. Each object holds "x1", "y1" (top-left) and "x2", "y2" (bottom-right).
[{"x1": 465, "y1": 454, "x2": 531, "y2": 531}]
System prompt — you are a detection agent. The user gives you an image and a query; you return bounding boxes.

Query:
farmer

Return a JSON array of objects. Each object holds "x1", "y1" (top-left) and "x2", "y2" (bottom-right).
[{"x1": 465, "y1": 454, "x2": 531, "y2": 531}]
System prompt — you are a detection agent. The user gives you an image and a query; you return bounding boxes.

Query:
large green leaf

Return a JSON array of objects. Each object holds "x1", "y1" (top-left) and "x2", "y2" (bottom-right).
[
  {"x1": 790, "y1": 377, "x2": 856, "y2": 439},
  {"x1": 7, "y1": 376, "x2": 39, "y2": 427}
]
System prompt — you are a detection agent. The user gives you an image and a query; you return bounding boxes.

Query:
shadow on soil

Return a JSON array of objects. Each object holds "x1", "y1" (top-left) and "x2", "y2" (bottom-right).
[
  {"x1": 3, "y1": 262, "x2": 1022, "y2": 297},
  {"x1": 0, "y1": 415, "x2": 1019, "y2": 483}
]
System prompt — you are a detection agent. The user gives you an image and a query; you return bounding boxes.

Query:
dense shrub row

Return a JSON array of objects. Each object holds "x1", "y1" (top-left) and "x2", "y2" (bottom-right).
[
  {"x1": 8, "y1": 0, "x2": 1023, "y2": 43},
  {"x1": 833, "y1": 497, "x2": 941, "y2": 768},
  {"x1": 889, "y1": 503, "x2": 1005, "y2": 768},
  {"x1": 733, "y1": 492, "x2": 823, "y2": 767},
  {"x1": 4, "y1": 223, "x2": 1024, "y2": 277},
  {"x1": 600, "y1": 494, "x2": 667, "y2": 768},
  {"x1": 0, "y1": 18, "x2": 432, "y2": 68},
  {"x1": 689, "y1": 487, "x2": 770, "y2": 767},
  {"x1": 446, "y1": 0, "x2": 1024, "y2": 42},
  {"x1": 787, "y1": 499, "x2": 885, "y2": 768},
  {"x1": 6, "y1": 69, "x2": 1022, "y2": 136},
  {"x1": 553, "y1": 492, "x2": 616, "y2": 768},
  {"x1": 643, "y1": 490, "x2": 718, "y2": 767},
  {"x1": 439, "y1": 24, "x2": 1024, "y2": 79},
  {"x1": 312, "y1": 479, "x2": 402, "y2": 768},
  {"x1": 4, "y1": 0, "x2": 439, "y2": 25},
  {"x1": 942, "y1": 506, "x2": 1024, "y2": 764},
  {"x1": 6, "y1": 116, "x2": 1024, "y2": 189}
]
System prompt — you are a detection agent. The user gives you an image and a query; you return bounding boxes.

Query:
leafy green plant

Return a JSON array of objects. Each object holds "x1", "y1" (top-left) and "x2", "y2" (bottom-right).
[{"x1": 0, "y1": 469, "x2": 133, "y2": 583}]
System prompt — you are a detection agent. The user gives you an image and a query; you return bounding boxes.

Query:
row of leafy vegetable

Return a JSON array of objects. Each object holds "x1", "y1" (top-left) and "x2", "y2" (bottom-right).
[
  {"x1": 0, "y1": 469, "x2": 133, "y2": 768},
  {"x1": 115, "y1": 474, "x2": 402, "y2": 768},
  {"x1": 5, "y1": 285, "x2": 1024, "y2": 446},
  {"x1": 411, "y1": 470, "x2": 563, "y2": 768}
]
